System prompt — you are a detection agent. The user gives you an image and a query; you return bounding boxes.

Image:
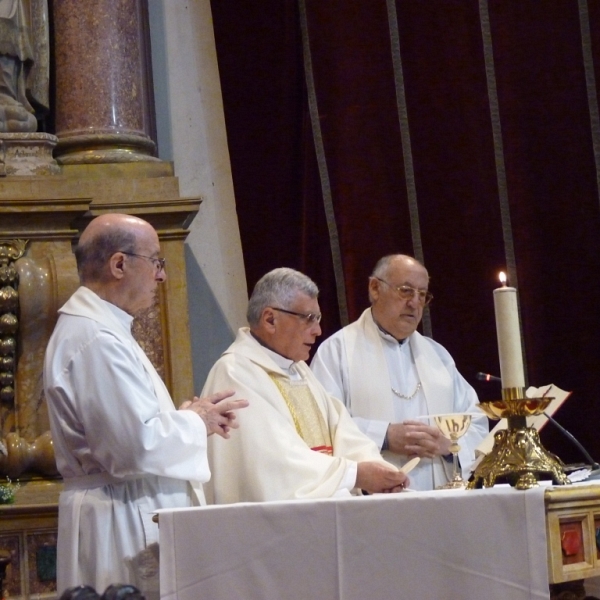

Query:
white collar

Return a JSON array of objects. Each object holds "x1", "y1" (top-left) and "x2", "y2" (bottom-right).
[
  {"x1": 103, "y1": 295, "x2": 135, "y2": 330},
  {"x1": 257, "y1": 340, "x2": 305, "y2": 380},
  {"x1": 372, "y1": 311, "x2": 410, "y2": 348}
]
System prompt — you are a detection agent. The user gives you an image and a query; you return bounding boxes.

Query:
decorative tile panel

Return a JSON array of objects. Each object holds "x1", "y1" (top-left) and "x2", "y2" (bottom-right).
[
  {"x1": 27, "y1": 531, "x2": 57, "y2": 595},
  {"x1": 559, "y1": 520, "x2": 585, "y2": 565}
]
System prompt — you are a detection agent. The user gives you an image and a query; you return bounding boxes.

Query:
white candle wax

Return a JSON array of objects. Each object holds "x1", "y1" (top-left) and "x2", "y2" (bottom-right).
[{"x1": 493, "y1": 285, "x2": 525, "y2": 388}]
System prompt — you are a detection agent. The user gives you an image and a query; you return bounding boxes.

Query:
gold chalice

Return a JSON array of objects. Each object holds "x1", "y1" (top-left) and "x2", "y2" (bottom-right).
[{"x1": 433, "y1": 413, "x2": 472, "y2": 489}]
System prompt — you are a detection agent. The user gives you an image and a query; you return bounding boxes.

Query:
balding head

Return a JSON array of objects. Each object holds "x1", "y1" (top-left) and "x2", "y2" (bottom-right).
[
  {"x1": 76, "y1": 214, "x2": 153, "y2": 284},
  {"x1": 368, "y1": 254, "x2": 430, "y2": 340},
  {"x1": 74, "y1": 214, "x2": 165, "y2": 315},
  {"x1": 370, "y1": 255, "x2": 427, "y2": 290}
]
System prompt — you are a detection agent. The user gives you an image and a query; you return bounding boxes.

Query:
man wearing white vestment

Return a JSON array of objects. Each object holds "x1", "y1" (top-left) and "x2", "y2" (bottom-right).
[
  {"x1": 44, "y1": 214, "x2": 248, "y2": 598},
  {"x1": 311, "y1": 254, "x2": 488, "y2": 491},
  {"x1": 203, "y1": 267, "x2": 409, "y2": 503}
]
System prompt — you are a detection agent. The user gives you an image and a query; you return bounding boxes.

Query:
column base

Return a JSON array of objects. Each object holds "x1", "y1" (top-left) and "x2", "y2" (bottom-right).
[{"x1": 56, "y1": 133, "x2": 160, "y2": 165}]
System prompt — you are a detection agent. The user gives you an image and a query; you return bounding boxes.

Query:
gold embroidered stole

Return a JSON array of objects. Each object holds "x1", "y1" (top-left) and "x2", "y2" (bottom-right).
[{"x1": 270, "y1": 374, "x2": 333, "y2": 455}]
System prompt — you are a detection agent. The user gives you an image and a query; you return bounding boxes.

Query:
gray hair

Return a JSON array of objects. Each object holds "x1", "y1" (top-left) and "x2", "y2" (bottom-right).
[
  {"x1": 247, "y1": 267, "x2": 319, "y2": 326},
  {"x1": 75, "y1": 227, "x2": 137, "y2": 284}
]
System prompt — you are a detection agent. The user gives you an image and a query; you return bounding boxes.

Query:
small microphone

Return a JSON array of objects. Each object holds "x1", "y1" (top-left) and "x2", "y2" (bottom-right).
[
  {"x1": 476, "y1": 372, "x2": 501, "y2": 383},
  {"x1": 476, "y1": 371, "x2": 600, "y2": 473}
]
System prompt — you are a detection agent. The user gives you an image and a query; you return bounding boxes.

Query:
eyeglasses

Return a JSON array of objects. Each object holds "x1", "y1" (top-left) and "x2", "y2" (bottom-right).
[
  {"x1": 119, "y1": 252, "x2": 166, "y2": 272},
  {"x1": 375, "y1": 277, "x2": 433, "y2": 306},
  {"x1": 270, "y1": 307, "x2": 322, "y2": 324}
]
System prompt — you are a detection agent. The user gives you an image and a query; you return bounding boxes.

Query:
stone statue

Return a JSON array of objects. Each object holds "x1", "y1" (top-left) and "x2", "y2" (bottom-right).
[{"x1": 0, "y1": 0, "x2": 49, "y2": 132}]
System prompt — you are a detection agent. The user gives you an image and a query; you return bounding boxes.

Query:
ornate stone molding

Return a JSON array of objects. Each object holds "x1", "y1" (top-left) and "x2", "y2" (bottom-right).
[
  {"x1": 0, "y1": 133, "x2": 60, "y2": 176},
  {"x1": 0, "y1": 240, "x2": 27, "y2": 406}
]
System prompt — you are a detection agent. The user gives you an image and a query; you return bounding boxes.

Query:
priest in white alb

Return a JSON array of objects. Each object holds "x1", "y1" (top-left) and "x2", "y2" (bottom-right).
[
  {"x1": 311, "y1": 254, "x2": 488, "y2": 490},
  {"x1": 202, "y1": 267, "x2": 409, "y2": 503},
  {"x1": 43, "y1": 214, "x2": 248, "y2": 598}
]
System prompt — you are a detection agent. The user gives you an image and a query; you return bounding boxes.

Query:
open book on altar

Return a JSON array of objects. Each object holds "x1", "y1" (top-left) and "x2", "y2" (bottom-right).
[{"x1": 474, "y1": 384, "x2": 572, "y2": 457}]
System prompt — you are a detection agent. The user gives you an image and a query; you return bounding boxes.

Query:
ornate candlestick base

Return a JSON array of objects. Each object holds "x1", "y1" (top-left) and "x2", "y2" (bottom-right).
[{"x1": 468, "y1": 388, "x2": 571, "y2": 490}]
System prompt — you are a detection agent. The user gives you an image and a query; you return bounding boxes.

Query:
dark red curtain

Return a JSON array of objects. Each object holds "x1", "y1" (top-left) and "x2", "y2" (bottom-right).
[{"x1": 211, "y1": 0, "x2": 600, "y2": 464}]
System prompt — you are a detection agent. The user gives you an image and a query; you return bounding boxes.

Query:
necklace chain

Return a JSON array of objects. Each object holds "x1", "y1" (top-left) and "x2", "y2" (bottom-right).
[{"x1": 391, "y1": 382, "x2": 421, "y2": 400}]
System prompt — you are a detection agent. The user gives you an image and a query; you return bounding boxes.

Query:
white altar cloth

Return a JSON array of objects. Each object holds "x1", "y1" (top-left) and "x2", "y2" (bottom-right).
[{"x1": 158, "y1": 486, "x2": 549, "y2": 600}]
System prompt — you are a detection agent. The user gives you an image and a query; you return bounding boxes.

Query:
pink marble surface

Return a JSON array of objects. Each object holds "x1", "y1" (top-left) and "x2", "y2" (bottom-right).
[{"x1": 54, "y1": 0, "x2": 153, "y2": 139}]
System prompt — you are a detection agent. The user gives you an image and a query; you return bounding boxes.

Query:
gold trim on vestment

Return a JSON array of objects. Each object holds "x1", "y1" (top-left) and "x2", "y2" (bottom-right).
[{"x1": 270, "y1": 373, "x2": 333, "y2": 455}]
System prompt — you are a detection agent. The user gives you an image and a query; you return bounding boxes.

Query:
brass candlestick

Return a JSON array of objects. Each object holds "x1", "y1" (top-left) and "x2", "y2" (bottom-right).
[{"x1": 468, "y1": 387, "x2": 570, "y2": 490}]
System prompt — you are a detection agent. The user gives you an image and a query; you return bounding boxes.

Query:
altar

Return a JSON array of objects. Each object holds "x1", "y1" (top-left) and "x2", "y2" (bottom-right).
[{"x1": 158, "y1": 483, "x2": 559, "y2": 600}]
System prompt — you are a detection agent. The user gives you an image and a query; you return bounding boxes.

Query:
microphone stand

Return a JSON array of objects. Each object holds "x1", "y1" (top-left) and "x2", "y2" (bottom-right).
[{"x1": 543, "y1": 412, "x2": 600, "y2": 474}]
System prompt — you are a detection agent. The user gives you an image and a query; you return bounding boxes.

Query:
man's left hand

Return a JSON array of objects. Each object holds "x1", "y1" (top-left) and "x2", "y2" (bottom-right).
[{"x1": 180, "y1": 390, "x2": 249, "y2": 438}]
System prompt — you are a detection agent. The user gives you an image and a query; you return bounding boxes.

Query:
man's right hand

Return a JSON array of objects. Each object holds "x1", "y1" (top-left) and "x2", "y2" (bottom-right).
[
  {"x1": 386, "y1": 420, "x2": 451, "y2": 458},
  {"x1": 179, "y1": 390, "x2": 249, "y2": 438},
  {"x1": 355, "y1": 461, "x2": 408, "y2": 493}
]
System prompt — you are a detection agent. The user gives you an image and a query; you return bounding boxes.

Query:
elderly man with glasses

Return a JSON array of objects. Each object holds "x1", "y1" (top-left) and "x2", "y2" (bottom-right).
[
  {"x1": 202, "y1": 267, "x2": 409, "y2": 504},
  {"x1": 44, "y1": 213, "x2": 248, "y2": 597},
  {"x1": 311, "y1": 254, "x2": 487, "y2": 491}
]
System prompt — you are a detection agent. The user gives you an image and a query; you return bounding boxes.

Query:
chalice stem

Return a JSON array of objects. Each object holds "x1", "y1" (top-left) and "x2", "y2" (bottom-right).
[{"x1": 452, "y1": 451, "x2": 460, "y2": 481}]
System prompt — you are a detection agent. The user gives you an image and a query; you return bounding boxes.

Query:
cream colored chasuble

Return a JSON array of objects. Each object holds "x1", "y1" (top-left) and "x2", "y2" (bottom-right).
[{"x1": 270, "y1": 375, "x2": 334, "y2": 455}]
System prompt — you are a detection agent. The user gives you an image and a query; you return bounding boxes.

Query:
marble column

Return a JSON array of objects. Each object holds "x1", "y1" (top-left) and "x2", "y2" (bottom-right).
[{"x1": 53, "y1": 0, "x2": 159, "y2": 164}]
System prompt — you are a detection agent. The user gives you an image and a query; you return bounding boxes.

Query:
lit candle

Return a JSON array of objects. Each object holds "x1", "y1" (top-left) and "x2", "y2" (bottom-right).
[{"x1": 493, "y1": 272, "x2": 525, "y2": 389}]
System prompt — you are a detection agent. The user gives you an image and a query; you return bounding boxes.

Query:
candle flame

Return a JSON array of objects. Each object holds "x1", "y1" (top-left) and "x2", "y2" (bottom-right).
[{"x1": 499, "y1": 271, "x2": 507, "y2": 285}]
